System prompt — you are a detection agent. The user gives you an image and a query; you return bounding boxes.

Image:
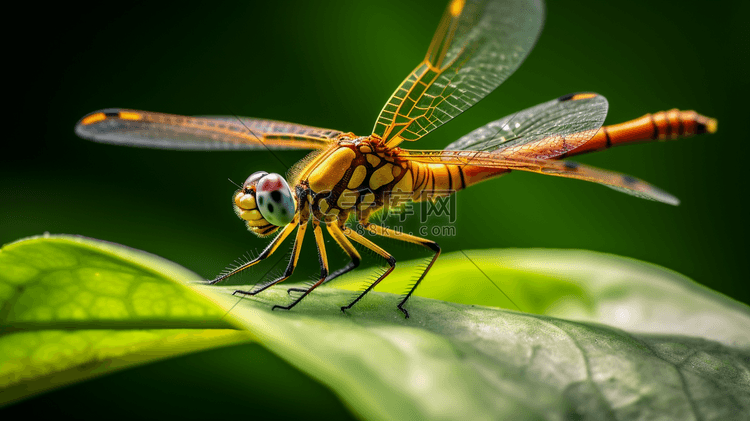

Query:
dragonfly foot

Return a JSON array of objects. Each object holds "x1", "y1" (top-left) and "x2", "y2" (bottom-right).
[
  {"x1": 233, "y1": 289, "x2": 258, "y2": 296},
  {"x1": 189, "y1": 279, "x2": 213, "y2": 285},
  {"x1": 287, "y1": 287, "x2": 307, "y2": 295},
  {"x1": 397, "y1": 304, "x2": 410, "y2": 319}
]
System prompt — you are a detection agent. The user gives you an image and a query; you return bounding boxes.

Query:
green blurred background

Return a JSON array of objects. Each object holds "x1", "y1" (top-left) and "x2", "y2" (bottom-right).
[{"x1": 2, "y1": 0, "x2": 748, "y2": 415}]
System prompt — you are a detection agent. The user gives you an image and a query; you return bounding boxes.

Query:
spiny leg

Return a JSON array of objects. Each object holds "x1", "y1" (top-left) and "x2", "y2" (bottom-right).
[
  {"x1": 208, "y1": 220, "x2": 297, "y2": 285},
  {"x1": 323, "y1": 221, "x2": 363, "y2": 284},
  {"x1": 233, "y1": 216, "x2": 308, "y2": 296},
  {"x1": 286, "y1": 221, "x2": 361, "y2": 295},
  {"x1": 338, "y1": 224, "x2": 397, "y2": 315},
  {"x1": 275, "y1": 221, "x2": 329, "y2": 311},
  {"x1": 361, "y1": 222, "x2": 440, "y2": 318}
]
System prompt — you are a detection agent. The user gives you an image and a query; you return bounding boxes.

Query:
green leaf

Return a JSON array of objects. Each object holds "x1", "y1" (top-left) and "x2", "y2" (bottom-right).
[
  {"x1": 3, "y1": 342, "x2": 358, "y2": 421},
  {"x1": 197, "y1": 285, "x2": 750, "y2": 420},
  {"x1": 0, "y1": 235, "x2": 252, "y2": 406},
  {"x1": 333, "y1": 249, "x2": 750, "y2": 348},
  {"x1": 193, "y1": 250, "x2": 750, "y2": 421},
  {"x1": 4, "y1": 236, "x2": 750, "y2": 420}
]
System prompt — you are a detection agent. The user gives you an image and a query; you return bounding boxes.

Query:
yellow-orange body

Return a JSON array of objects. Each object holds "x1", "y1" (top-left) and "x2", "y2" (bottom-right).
[
  {"x1": 297, "y1": 137, "x2": 468, "y2": 223},
  {"x1": 263, "y1": 108, "x2": 717, "y2": 232},
  {"x1": 233, "y1": 134, "x2": 500, "y2": 237},
  {"x1": 565, "y1": 109, "x2": 717, "y2": 156}
]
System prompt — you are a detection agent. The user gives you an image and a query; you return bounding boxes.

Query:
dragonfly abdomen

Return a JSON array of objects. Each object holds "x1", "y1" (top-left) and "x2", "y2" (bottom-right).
[
  {"x1": 566, "y1": 109, "x2": 717, "y2": 157},
  {"x1": 408, "y1": 162, "x2": 509, "y2": 202}
]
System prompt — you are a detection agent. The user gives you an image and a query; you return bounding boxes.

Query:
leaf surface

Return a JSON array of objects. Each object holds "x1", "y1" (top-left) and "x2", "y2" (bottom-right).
[
  {"x1": 4, "y1": 236, "x2": 749, "y2": 421},
  {"x1": 198, "y1": 280, "x2": 750, "y2": 420},
  {"x1": 0, "y1": 235, "x2": 251, "y2": 406},
  {"x1": 333, "y1": 249, "x2": 750, "y2": 348}
]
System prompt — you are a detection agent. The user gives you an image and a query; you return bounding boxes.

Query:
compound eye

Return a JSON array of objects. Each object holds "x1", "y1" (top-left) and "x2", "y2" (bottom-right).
[
  {"x1": 255, "y1": 173, "x2": 295, "y2": 226},
  {"x1": 243, "y1": 171, "x2": 268, "y2": 190}
]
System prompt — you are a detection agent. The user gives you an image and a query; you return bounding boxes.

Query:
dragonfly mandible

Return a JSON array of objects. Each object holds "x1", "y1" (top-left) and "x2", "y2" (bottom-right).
[{"x1": 75, "y1": 0, "x2": 717, "y2": 318}]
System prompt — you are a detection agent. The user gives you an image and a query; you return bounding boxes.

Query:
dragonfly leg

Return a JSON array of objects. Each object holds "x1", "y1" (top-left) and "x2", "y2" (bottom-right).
[
  {"x1": 337, "y1": 224, "x2": 397, "y2": 315},
  {"x1": 323, "y1": 221, "x2": 362, "y2": 284},
  {"x1": 233, "y1": 216, "x2": 308, "y2": 297},
  {"x1": 285, "y1": 220, "x2": 362, "y2": 296},
  {"x1": 208, "y1": 220, "x2": 297, "y2": 285},
  {"x1": 276, "y1": 221, "x2": 329, "y2": 310},
  {"x1": 360, "y1": 222, "x2": 440, "y2": 318}
]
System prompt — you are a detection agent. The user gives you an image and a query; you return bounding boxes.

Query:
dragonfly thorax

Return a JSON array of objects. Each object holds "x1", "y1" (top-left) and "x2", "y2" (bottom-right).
[{"x1": 300, "y1": 140, "x2": 414, "y2": 223}]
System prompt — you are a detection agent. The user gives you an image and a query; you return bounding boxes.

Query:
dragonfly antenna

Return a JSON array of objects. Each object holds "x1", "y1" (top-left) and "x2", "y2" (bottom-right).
[
  {"x1": 227, "y1": 178, "x2": 242, "y2": 189},
  {"x1": 227, "y1": 110, "x2": 290, "y2": 171}
]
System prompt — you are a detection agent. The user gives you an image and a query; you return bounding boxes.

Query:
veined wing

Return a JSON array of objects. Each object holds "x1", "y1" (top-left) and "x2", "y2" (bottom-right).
[
  {"x1": 372, "y1": 0, "x2": 544, "y2": 148},
  {"x1": 75, "y1": 109, "x2": 342, "y2": 150},
  {"x1": 400, "y1": 149, "x2": 679, "y2": 205},
  {"x1": 445, "y1": 92, "x2": 608, "y2": 159}
]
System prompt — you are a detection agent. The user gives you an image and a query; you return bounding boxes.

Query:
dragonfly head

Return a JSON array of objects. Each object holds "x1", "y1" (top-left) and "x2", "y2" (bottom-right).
[{"x1": 233, "y1": 171, "x2": 296, "y2": 237}]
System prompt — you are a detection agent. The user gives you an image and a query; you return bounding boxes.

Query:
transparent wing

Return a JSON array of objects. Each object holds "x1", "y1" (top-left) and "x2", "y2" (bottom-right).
[
  {"x1": 445, "y1": 92, "x2": 608, "y2": 159},
  {"x1": 400, "y1": 149, "x2": 679, "y2": 205},
  {"x1": 372, "y1": 0, "x2": 544, "y2": 147},
  {"x1": 75, "y1": 109, "x2": 342, "y2": 150}
]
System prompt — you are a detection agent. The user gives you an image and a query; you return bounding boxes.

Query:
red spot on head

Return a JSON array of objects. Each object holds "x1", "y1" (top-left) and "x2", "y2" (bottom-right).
[{"x1": 258, "y1": 175, "x2": 283, "y2": 192}]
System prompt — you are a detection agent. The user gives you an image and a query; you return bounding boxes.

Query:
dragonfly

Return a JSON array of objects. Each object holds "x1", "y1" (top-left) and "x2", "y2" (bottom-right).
[{"x1": 75, "y1": 0, "x2": 717, "y2": 318}]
